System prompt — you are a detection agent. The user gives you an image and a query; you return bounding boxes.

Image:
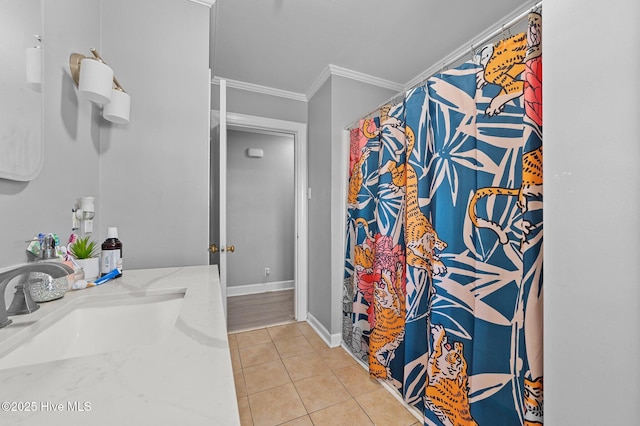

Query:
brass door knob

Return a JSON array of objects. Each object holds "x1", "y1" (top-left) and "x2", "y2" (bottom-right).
[
  {"x1": 224, "y1": 245, "x2": 235, "y2": 253},
  {"x1": 208, "y1": 244, "x2": 218, "y2": 254}
]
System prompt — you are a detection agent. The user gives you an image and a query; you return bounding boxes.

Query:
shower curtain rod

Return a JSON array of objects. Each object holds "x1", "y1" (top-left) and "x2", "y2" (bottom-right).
[{"x1": 346, "y1": 0, "x2": 542, "y2": 130}]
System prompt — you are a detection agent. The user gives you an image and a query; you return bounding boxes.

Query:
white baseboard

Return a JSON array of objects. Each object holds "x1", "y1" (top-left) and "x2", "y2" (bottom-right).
[
  {"x1": 306, "y1": 313, "x2": 342, "y2": 348},
  {"x1": 226, "y1": 280, "x2": 294, "y2": 297}
]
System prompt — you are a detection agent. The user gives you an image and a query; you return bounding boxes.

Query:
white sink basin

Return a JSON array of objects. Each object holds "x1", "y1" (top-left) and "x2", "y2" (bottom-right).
[{"x1": 0, "y1": 291, "x2": 185, "y2": 370}]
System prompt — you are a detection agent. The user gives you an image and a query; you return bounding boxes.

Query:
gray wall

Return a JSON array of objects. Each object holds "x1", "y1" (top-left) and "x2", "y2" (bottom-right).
[
  {"x1": 226, "y1": 129, "x2": 295, "y2": 287},
  {"x1": 100, "y1": 0, "x2": 210, "y2": 269},
  {"x1": 544, "y1": 1, "x2": 640, "y2": 424},
  {"x1": 0, "y1": 0, "x2": 210, "y2": 271},
  {"x1": 0, "y1": 0, "x2": 101, "y2": 268},
  {"x1": 307, "y1": 78, "x2": 332, "y2": 329},
  {"x1": 307, "y1": 75, "x2": 397, "y2": 335}
]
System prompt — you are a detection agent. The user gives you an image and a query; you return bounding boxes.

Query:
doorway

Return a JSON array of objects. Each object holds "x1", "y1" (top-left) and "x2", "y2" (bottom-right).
[
  {"x1": 226, "y1": 128, "x2": 294, "y2": 331},
  {"x1": 209, "y1": 111, "x2": 308, "y2": 330}
]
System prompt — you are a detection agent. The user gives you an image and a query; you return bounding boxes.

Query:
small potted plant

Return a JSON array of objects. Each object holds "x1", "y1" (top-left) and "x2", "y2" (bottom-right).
[{"x1": 69, "y1": 236, "x2": 100, "y2": 280}]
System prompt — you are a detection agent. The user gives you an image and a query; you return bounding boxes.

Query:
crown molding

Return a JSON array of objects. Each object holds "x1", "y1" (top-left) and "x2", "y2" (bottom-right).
[
  {"x1": 328, "y1": 65, "x2": 404, "y2": 92},
  {"x1": 306, "y1": 64, "x2": 404, "y2": 100},
  {"x1": 212, "y1": 65, "x2": 404, "y2": 103},
  {"x1": 186, "y1": 0, "x2": 216, "y2": 7},
  {"x1": 211, "y1": 76, "x2": 307, "y2": 103},
  {"x1": 305, "y1": 66, "x2": 332, "y2": 101}
]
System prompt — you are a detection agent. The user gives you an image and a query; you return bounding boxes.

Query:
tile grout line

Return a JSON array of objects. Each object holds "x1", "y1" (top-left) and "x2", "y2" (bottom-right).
[
  {"x1": 277, "y1": 325, "x2": 378, "y2": 423},
  {"x1": 275, "y1": 328, "x2": 312, "y2": 417},
  {"x1": 236, "y1": 351, "x2": 253, "y2": 425},
  {"x1": 228, "y1": 318, "x2": 297, "y2": 335},
  {"x1": 340, "y1": 343, "x2": 424, "y2": 423},
  {"x1": 233, "y1": 322, "x2": 422, "y2": 425},
  {"x1": 243, "y1": 324, "x2": 313, "y2": 424},
  {"x1": 273, "y1": 324, "x2": 339, "y2": 419}
]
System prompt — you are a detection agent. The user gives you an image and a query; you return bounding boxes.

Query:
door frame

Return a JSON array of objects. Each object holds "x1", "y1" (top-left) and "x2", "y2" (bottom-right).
[{"x1": 211, "y1": 110, "x2": 308, "y2": 321}]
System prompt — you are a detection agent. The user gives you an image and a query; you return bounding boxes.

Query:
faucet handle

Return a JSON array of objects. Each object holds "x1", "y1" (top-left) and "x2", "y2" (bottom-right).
[{"x1": 7, "y1": 276, "x2": 40, "y2": 316}]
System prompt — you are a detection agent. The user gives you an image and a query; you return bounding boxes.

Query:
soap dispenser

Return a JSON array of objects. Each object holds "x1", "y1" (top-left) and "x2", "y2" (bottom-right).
[{"x1": 100, "y1": 227, "x2": 123, "y2": 278}]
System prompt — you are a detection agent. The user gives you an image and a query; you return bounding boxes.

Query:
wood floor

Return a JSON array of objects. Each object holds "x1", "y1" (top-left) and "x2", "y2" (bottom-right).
[{"x1": 227, "y1": 289, "x2": 295, "y2": 333}]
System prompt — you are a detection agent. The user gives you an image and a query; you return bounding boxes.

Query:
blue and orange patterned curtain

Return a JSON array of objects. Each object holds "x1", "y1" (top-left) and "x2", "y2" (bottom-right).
[{"x1": 343, "y1": 10, "x2": 543, "y2": 425}]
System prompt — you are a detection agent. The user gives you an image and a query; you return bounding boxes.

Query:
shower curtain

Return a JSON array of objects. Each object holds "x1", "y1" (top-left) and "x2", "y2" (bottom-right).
[{"x1": 343, "y1": 11, "x2": 542, "y2": 426}]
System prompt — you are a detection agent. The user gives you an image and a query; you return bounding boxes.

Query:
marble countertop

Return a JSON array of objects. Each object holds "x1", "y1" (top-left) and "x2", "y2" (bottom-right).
[{"x1": 0, "y1": 265, "x2": 239, "y2": 426}]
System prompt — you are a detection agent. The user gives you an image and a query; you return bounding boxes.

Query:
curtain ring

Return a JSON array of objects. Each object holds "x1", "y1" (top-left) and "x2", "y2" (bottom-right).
[{"x1": 501, "y1": 24, "x2": 512, "y2": 40}]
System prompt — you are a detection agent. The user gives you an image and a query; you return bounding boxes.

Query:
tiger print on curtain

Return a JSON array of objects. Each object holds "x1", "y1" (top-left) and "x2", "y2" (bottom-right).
[{"x1": 342, "y1": 10, "x2": 543, "y2": 426}]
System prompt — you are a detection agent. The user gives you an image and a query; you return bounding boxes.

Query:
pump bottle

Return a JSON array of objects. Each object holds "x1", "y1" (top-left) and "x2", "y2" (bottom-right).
[{"x1": 100, "y1": 227, "x2": 123, "y2": 277}]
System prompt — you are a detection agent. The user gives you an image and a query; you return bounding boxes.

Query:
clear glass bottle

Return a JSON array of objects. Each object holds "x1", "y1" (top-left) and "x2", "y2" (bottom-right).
[{"x1": 100, "y1": 227, "x2": 123, "y2": 278}]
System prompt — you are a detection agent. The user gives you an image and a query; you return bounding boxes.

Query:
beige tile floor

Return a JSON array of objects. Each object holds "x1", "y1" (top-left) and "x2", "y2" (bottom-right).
[{"x1": 228, "y1": 322, "x2": 422, "y2": 426}]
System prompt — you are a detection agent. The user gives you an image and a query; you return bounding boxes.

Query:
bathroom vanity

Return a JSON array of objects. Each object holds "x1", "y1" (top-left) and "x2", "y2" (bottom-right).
[{"x1": 0, "y1": 265, "x2": 239, "y2": 425}]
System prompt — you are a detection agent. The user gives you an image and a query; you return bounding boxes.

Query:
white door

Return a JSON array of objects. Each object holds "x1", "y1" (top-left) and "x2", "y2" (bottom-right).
[
  {"x1": 209, "y1": 80, "x2": 232, "y2": 318},
  {"x1": 209, "y1": 86, "x2": 309, "y2": 323}
]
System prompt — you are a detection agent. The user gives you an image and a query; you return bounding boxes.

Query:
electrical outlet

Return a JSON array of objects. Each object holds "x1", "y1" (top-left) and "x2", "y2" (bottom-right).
[{"x1": 264, "y1": 267, "x2": 270, "y2": 276}]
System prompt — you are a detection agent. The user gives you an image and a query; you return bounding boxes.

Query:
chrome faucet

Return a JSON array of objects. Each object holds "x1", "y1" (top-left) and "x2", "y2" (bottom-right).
[{"x1": 0, "y1": 262, "x2": 74, "y2": 329}]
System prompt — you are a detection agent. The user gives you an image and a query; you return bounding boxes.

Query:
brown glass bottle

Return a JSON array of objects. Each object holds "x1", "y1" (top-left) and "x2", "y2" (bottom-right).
[{"x1": 101, "y1": 227, "x2": 123, "y2": 277}]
